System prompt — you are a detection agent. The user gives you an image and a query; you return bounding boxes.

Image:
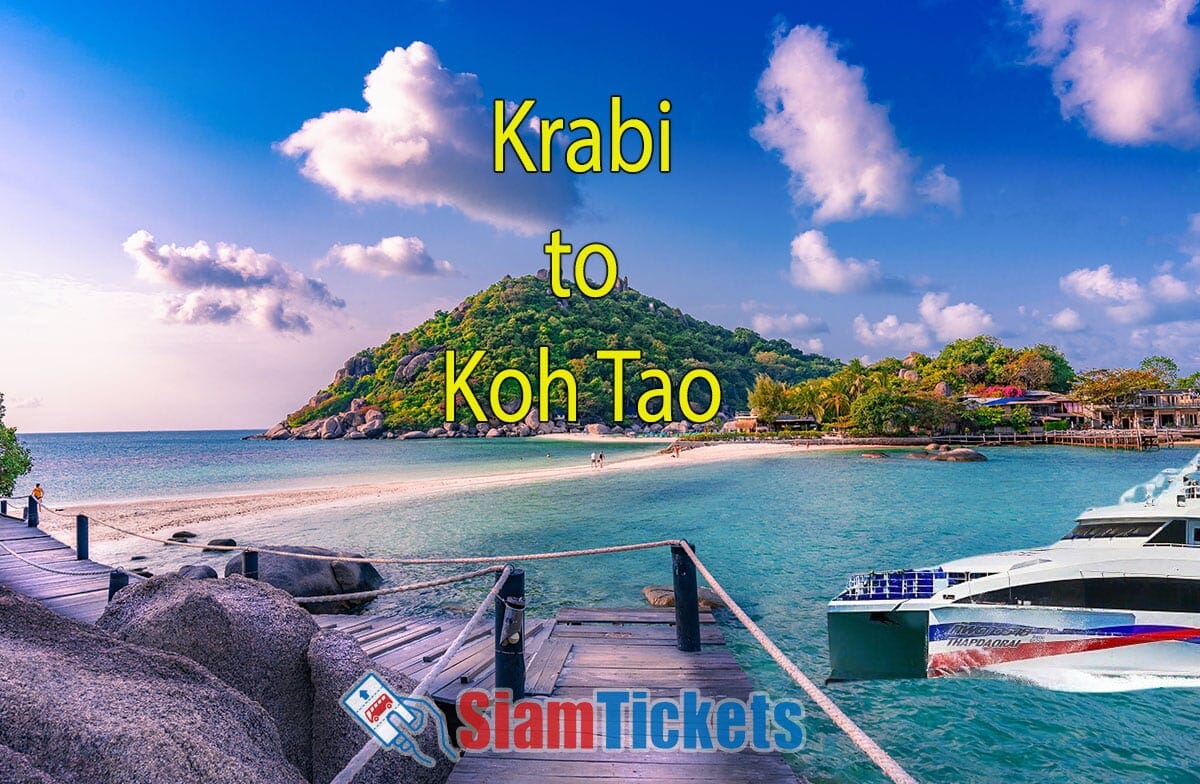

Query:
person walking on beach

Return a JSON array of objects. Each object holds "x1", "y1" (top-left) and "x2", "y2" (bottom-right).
[
  {"x1": 597, "y1": 451, "x2": 605, "y2": 468},
  {"x1": 590, "y1": 451, "x2": 597, "y2": 468},
  {"x1": 31, "y1": 483, "x2": 43, "y2": 503}
]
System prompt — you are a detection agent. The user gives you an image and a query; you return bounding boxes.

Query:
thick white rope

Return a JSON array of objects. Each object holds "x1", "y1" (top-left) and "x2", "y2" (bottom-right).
[
  {"x1": 0, "y1": 541, "x2": 114, "y2": 577},
  {"x1": 678, "y1": 541, "x2": 917, "y2": 784},
  {"x1": 329, "y1": 565, "x2": 514, "y2": 784},
  {"x1": 293, "y1": 565, "x2": 505, "y2": 604}
]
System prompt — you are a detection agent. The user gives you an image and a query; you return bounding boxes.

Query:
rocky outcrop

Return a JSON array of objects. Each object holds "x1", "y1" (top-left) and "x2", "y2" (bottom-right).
[
  {"x1": 0, "y1": 585, "x2": 307, "y2": 784},
  {"x1": 177, "y1": 564, "x2": 218, "y2": 579},
  {"x1": 223, "y1": 545, "x2": 384, "y2": 614},
  {"x1": 308, "y1": 631, "x2": 454, "y2": 784},
  {"x1": 333, "y1": 354, "x2": 374, "y2": 383},
  {"x1": 905, "y1": 447, "x2": 987, "y2": 462},
  {"x1": 642, "y1": 585, "x2": 726, "y2": 610},
  {"x1": 393, "y1": 348, "x2": 441, "y2": 383},
  {"x1": 97, "y1": 575, "x2": 321, "y2": 778}
]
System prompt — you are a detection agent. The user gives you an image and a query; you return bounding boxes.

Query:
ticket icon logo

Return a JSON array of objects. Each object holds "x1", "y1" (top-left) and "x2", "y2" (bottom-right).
[{"x1": 341, "y1": 672, "x2": 460, "y2": 767}]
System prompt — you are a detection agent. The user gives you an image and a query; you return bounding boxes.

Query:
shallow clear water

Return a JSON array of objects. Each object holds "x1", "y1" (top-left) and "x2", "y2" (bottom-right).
[{"x1": 13, "y1": 433, "x2": 1200, "y2": 783}]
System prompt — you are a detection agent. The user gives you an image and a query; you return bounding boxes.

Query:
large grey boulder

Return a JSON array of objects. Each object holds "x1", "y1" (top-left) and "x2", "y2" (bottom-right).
[
  {"x1": 223, "y1": 545, "x2": 384, "y2": 614},
  {"x1": 0, "y1": 585, "x2": 306, "y2": 784},
  {"x1": 0, "y1": 744, "x2": 60, "y2": 784},
  {"x1": 97, "y1": 575, "x2": 320, "y2": 779},
  {"x1": 307, "y1": 631, "x2": 454, "y2": 784}
]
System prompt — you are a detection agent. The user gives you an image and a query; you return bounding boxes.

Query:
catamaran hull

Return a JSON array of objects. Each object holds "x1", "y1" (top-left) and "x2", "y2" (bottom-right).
[
  {"x1": 827, "y1": 608, "x2": 928, "y2": 681},
  {"x1": 927, "y1": 605, "x2": 1200, "y2": 678},
  {"x1": 828, "y1": 603, "x2": 1200, "y2": 681}
]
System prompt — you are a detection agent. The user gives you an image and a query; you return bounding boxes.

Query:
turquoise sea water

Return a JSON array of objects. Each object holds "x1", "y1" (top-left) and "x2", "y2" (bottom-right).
[{"x1": 13, "y1": 432, "x2": 1200, "y2": 783}]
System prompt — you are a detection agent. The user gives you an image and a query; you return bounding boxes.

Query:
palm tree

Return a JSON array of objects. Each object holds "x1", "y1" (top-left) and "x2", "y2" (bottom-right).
[
  {"x1": 821, "y1": 376, "x2": 851, "y2": 420},
  {"x1": 789, "y1": 383, "x2": 826, "y2": 424}
]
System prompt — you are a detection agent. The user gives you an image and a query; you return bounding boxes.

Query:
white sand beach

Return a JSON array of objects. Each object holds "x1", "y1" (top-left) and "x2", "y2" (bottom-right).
[{"x1": 36, "y1": 439, "x2": 865, "y2": 544}]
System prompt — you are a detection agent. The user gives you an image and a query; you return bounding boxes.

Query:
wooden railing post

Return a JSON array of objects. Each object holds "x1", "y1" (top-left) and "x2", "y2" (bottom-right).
[
  {"x1": 672, "y1": 541, "x2": 701, "y2": 652},
  {"x1": 108, "y1": 569, "x2": 129, "y2": 601},
  {"x1": 75, "y1": 515, "x2": 89, "y2": 561},
  {"x1": 26, "y1": 495, "x2": 38, "y2": 528},
  {"x1": 1, "y1": 500, "x2": 7, "y2": 517},
  {"x1": 494, "y1": 568, "x2": 526, "y2": 699},
  {"x1": 242, "y1": 549, "x2": 259, "y2": 580}
]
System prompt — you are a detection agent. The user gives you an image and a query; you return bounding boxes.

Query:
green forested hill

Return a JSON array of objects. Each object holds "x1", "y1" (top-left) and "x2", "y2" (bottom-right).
[{"x1": 286, "y1": 273, "x2": 841, "y2": 431}]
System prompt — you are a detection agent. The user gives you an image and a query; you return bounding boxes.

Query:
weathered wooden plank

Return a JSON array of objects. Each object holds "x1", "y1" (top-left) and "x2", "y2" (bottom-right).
[
  {"x1": 526, "y1": 639, "x2": 572, "y2": 696},
  {"x1": 556, "y1": 607, "x2": 716, "y2": 625}
]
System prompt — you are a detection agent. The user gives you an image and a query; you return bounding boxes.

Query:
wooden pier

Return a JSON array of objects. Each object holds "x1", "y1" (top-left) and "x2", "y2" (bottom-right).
[
  {"x1": 445, "y1": 606, "x2": 800, "y2": 784},
  {"x1": 932, "y1": 427, "x2": 1172, "y2": 451},
  {"x1": 0, "y1": 506, "x2": 803, "y2": 784}
]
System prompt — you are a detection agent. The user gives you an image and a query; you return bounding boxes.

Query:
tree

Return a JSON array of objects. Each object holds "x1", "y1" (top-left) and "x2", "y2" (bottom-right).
[
  {"x1": 1003, "y1": 350, "x2": 1053, "y2": 390},
  {"x1": 1031, "y1": 344, "x2": 1076, "y2": 392},
  {"x1": 0, "y1": 394, "x2": 33, "y2": 498},
  {"x1": 1140, "y1": 355, "x2": 1179, "y2": 387},
  {"x1": 820, "y1": 376, "x2": 852, "y2": 420},
  {"x1": 1073, "y1": 369, "x2": 1162, "y2": 409},
  {"x1": 1181, "y1": 371, "x2": 1200, "y2": 389},
  {"x1": 746, "y1": 374, "x2": 787, "y2": 424},
  {"x1": 787, "y1": 383, "x2": 826, "y2": 424}
]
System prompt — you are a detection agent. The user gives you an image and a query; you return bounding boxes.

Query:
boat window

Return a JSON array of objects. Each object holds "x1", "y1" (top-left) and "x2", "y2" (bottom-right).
[
  {"x1": 1061, "y1": 521, "x2": 1163, "y2": 540},
  {"x1": 961, "y1": 577, "x2": 1200, "y2": 613},
  {"x1": 1146, "y1": 519, "x2": 1188, "y2": 545}
]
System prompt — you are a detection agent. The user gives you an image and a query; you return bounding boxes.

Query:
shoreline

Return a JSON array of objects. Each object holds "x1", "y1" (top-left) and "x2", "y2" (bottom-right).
[{"x1": 35, "y1": 439, "x2": 864, "y2": 545}]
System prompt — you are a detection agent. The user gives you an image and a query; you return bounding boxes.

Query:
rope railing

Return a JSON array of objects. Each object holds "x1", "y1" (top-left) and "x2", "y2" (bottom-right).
[
  {"x1": 677, "y1": 541, "x2": 917, "y2": 784},
  {"x1": 0, "y1": 542, "x2": 112, "y2": 577},
  {"x1": 21, "y1": 498, "x2": 918, "y2": 784},
  {"x1": 292, "y1": 565, "x2": 506, "y2": 604},
  {"x1": 330, "y1": 565, "x2": 514, "y2": 784}
]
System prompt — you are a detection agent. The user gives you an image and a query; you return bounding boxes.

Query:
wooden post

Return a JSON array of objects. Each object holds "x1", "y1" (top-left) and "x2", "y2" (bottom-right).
[
  {"x1": 1, "y1": 500, "x2": 7, "y2": 517},
  {"x1": 672, "y1": 541, "x2": 701, "y2": 652},
  {"x1": 108, "y1": 569, "x2": 129, "y2": 601},
  {"x1": 242, "y1": 549, "x2": 259, "y2": 580},
  {"x1": 26, "y1": 495, "x2": 38, "y2": 528},
  {"x1": 75, "y1": 515, "x2": 89, "y2": 561},
  {"x1": 494, "y1": 568, "x2": 526, "y2": 699}
]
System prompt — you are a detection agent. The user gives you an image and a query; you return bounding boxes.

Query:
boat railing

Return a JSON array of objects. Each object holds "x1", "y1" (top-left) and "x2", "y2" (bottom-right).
[{"x1": 837, "y1": 569, "x2": 993, "y2": 601}]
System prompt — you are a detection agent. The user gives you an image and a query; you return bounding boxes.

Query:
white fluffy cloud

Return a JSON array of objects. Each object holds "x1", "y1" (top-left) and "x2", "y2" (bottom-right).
[
  {"x1": 1021, "y1": 0, "x2": 1200, "y2": 146},
  {"x1": 917, "y1": 292, "x2": 996, "y2": 341},
  {"x1": 280, "y1": 42, "x2": 580, "y2": 234},
  {"x1": 1059, "y1": 264, "x2": 1152, "y2": 323},
  {"x1": 853, "y1": 314, "x2": 931, "y2": 349},
  {"x1": 852, "y1": 292, "x2": 995, "y2": 349},
  {"x1": 123, "y1": 230, "x2": 344, "y2": 334},
  {"x1": 786, "y1": 230, "x2": 912, "y2": 293},
  {"x1": 1059, "y1": 262, "x2": 1200, "y2": 324},
  {"x1": 323, "y1": 236, "x2": 457, "y2": 278},
  {"x1": 1048, "y1": 307, "x2": 1086, "y2": 332},
  {"x1": 752, "y1": 24, "x2": 959, "y2": 222},
  {"x1": 750, "y1": 311, "x2": 829, "y2": 338}
]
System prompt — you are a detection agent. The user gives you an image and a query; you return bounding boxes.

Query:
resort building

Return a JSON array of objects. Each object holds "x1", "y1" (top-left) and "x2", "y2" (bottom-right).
[{"x1": 964, "y1": 389, "x2": 1082, "y2": 425}]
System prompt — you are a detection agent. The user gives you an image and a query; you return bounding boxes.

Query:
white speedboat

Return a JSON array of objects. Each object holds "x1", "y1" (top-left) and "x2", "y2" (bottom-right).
[{"x1": 828, "y1": 453, "x2": 1200, "y2": 682}]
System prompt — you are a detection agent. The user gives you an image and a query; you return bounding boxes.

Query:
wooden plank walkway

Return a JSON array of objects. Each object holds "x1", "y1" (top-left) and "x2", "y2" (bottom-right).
[
  {"x1": 1, "y1": 514, "x2": 802, "y2": 783},
  {"x1": 0, "y1": 513, "x2": 568, "y2": 706},
  {"x1": 0, "y1": 511, "x2": 112, "y2": 622},
  {"x1": 446, "y1": 606, "x2": 802, "y2": 784}
]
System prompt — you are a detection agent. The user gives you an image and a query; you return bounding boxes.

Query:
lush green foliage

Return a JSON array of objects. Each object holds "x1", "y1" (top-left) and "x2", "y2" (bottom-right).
[
  {"x1": 745, "y1": 336, "x2": 1078, "y2": 437},
  {"x1": 1140, "y1": 355, "x2": 1180, "y2": 386},
  {"x1": 0, "y1": 394, "x2": 33, "y2": 498},
  {"x1": 1072, "y1": 368, "x2": 1165, "y2": 407},
  {"x1": 289, "y1": 275, "x2": 841, "y2": 430}
]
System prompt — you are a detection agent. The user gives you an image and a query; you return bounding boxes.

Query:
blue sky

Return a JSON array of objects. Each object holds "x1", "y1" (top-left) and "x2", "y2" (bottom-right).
[{"x1": 2, "y1": 1, "x2": 1200, "y2": 431}]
